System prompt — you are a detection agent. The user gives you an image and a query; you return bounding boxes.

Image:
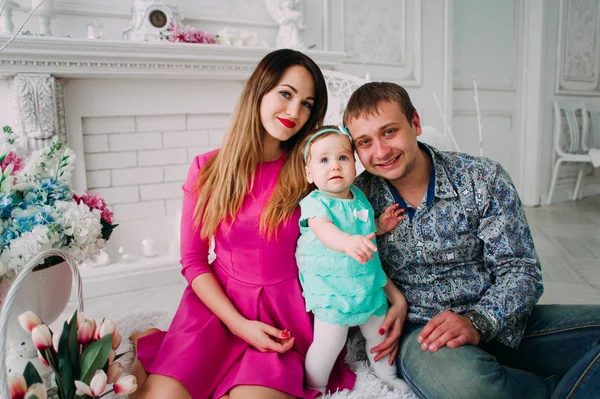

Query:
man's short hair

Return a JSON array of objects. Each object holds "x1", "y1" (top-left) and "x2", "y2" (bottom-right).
[{"x1": 343, "y1": 82, "x2": 416, "y2": 126}]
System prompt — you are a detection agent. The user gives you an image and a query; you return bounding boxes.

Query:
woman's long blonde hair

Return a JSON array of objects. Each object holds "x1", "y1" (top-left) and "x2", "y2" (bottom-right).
[{"x1": 194, "y1": 49, "x2": 328, "y2": 240}]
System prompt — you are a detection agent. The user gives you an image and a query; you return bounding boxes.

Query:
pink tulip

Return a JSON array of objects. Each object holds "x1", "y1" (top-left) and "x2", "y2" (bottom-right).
[
  {"x1": 107, "y1": 361, "x2": 124, "y2": 384},
  {"x1": 8, "y1": 373, "x2": 27, "y2": 399},
  {"x1": 37, "y1": 350, "x2": 49, "y2": 367},
  {"x1": 24, "y1": 383, "x2": 47, "y2": 399},
  {"x1": 18, "y1": 311, "x2": 42, "y2": 333},
  {"x1": 77, "y1": 320, "x2": 95, "y2": 345},
  {"x1": 31, "y1": 324, "x2": 52, "y2": 350},
  {"x1": 99, "y1": 320, "x2": 116, "y2": 338},
  {"x1": 108, "y1": 349, "x2": 116, "y2": 364},
  {"x1": 112, "y1": 330, "x2": 122, "y2": 350},
  {"x1": 52, "y1": 330, "x2": 61, "y2": 353},
  {"x1": 93, "y1": 318, "x2": 103, "y2": 340},
  {"x1": 113, "y1": 375, "x2": 137, "y2": 396},
  {"x1": 74, "y1": 370, "x2": 107, "y2": 397},
  {"x1": 76, "y1": 311, "x2": 85, "y2": 329}
]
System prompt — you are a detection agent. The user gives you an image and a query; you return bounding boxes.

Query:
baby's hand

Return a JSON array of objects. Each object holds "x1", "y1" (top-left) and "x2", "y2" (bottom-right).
[
  {"x1": 344, "y1": 232, "x2": 377, "y2": 264},
  {"x1": 376, "y1": 204, "x2": 405, "y2": 234}
]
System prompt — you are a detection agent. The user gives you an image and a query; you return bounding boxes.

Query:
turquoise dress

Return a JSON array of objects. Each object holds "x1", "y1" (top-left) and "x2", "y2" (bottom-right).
[{"x1": 296, "y1": 185, "x2": 388, "y2": 326}]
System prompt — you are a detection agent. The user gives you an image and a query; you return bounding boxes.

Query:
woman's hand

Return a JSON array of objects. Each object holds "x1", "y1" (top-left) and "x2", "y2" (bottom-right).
[
  {"x1": 370, "y1": 295, "x2": 408, "y2": 364},
  {"x1": 231, "y1": 319, "x2": 295, "y2": 353}
]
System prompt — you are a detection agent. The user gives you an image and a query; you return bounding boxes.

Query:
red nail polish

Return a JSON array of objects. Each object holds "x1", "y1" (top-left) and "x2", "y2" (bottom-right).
[
  {"x1": 282, "y1": 331, "x2": 289, "y2": 338},
  {"x1": 379, "y1": 328, "x2": 385, "y2": 335}
]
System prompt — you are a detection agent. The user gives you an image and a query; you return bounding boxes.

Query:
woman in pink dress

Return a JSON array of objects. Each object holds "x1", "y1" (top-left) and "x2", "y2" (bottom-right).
[{"x1": 130, "y1": 49, "x2": 356, "y2": 399}]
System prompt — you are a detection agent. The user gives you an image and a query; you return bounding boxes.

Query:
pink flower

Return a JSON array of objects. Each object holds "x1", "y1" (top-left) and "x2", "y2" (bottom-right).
[
  {"x1": 18, "y1": 311, "x2": 42, "y2": 332},
  {"x1": 1, "y1": 152, "x2": 23, "y2": 173},
  {"x1": 24, "y1": 383, "x2": 46, "y2": 399},
  {"x1": 75, "y1": 370, "x2": 108, "y2": 397},
  {"x1": 113, "y1": 375, "x2": 137, "y2": 396},
  {"x1": 73, "y1": 191, "x2": 113, "y2": 224},
  {"x1": 37, "y1": 350, "x2": 49, "y2": 367},
  {"x1": 8, "y1": 373, "x2": 27, "y2": 399},
  {"x1": 107, "y1": 361, "x2": 124, "y2": 384},
  {"x1": 77, "y1": 319, "x2": 95, "y2": 345},
  {"x1": 31, "y1": 324, "x2": 52, "y2": 350},
  {"x1": 98, "y1": 319, "x2": 116, "y2": 339},
  {"x1": 52, "y1": 329, "x2": 60, "y2": 352},
  {"x1": 112, "y1": 330, "x2": 122, "y2": 350}
]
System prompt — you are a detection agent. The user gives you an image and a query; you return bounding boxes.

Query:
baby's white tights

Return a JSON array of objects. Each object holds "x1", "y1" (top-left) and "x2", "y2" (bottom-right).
[{"x1": 305, "y1": 315, "x2": 411, "y2": 394}]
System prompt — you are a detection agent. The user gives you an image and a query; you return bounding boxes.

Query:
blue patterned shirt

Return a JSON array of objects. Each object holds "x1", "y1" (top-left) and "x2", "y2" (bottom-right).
[{"x1": 355, "y1": 143, "x2": 543, "y2": 348}]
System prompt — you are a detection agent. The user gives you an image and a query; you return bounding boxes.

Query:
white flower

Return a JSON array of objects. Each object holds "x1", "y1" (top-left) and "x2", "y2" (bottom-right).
[
  {"x1": 216, "y1": 27, "x2": 268, "y2": 47},
  {"x1": 7, "y1": 225, "x2": 61, "y2": 273},
  {"x1": 54, "y1": 201, "x2": 103, "y2": 263}
]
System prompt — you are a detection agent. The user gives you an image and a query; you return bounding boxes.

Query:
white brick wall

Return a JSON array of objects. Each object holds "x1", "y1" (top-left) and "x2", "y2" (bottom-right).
[{"x1": 82, "y1": 113, "x2": 229, "y2": 222}]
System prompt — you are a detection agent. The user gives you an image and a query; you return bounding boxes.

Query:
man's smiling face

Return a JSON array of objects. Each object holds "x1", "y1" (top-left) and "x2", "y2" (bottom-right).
[{"x1": 346, "y1": 101, "x2": 423, "y2": 185}]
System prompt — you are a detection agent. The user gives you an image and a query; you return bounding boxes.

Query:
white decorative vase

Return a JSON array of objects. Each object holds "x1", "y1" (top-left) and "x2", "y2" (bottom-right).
[{"x1": 0, "y1": 261, "x2": 72, "y2": 359}]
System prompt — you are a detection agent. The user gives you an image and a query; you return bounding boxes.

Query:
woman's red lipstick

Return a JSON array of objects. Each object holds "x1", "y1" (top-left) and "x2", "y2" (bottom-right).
[{"x1": 277, "y1": 117, "x2": 296, "y2": 128}]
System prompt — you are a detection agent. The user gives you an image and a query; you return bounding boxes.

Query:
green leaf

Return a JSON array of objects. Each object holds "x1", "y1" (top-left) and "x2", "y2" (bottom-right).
[
  {"x1": 100, "y1": 219, "x2": 118, "y2": 241},
  {"x1": 58, "y1": 321, "x2": 74, "y2": 399},
  {"x1": 68, "y1": 311, "x2": 80, "y2": 379},
  {"x1": 79, "y1": 334, "x2": 113, "y2": 384},
  {"x1": 23, "y1": 361, "x2": 43, "y2": 387}
]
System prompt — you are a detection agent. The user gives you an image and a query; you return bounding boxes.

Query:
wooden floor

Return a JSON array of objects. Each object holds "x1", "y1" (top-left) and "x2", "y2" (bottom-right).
[{"x1": 68, "y1": 195, "x2": 600, "y2": 321}]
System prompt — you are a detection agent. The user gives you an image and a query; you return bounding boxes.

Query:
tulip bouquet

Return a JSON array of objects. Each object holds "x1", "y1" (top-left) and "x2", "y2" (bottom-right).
[
  {"x1": 0, "y1": 125, "x2": 118, "y2": 286},
  {"x1": 8, "y1": 310, "x2": 136, "y2": 399}
]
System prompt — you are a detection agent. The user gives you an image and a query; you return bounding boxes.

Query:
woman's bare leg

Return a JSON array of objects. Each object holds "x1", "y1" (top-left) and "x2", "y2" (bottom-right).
[
  {"x1": 131, "y1": 374, "x2": 192, "y2": 399},
  {"x1": 229, "y1": 385, "x2": 294, "y2": 399},
  {"x1": 129, "y1": 328, "x2": 160, "y2": 399}
]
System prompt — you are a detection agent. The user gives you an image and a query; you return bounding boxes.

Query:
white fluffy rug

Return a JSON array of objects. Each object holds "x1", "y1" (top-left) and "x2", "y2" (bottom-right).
[{"x1": 108, "y1": 310, "x2": 418, "y2": 399}]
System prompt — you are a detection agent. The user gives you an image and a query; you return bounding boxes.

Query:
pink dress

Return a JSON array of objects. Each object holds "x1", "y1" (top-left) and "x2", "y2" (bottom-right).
[{"x1": 137, "y1": 150, "x2": 356, "y2": 399}]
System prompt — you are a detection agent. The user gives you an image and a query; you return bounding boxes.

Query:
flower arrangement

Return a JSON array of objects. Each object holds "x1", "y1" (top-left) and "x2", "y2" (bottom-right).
[
  {"x1": 161, "y1": 23, "x2": 216, "y2": 44},
  {"x1": 160, "y1": 23, "x2": 267, "y2": 47},
  {"x1": 8, "y1": 310, "x2": 136, "y2": 399},
  {"x1": 0, "y1": 126, "x2": 118, "y2": 284}
]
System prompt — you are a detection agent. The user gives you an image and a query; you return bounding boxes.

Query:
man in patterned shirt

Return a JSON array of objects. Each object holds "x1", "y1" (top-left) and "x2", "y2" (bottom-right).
[{"x1": 344, "y1": 82, "x2": 600, "y2": 398}]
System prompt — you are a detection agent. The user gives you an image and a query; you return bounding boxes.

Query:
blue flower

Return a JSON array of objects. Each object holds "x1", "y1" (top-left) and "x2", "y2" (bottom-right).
[
  {"x1": 23, "y1": 179, "x2": 72, "y2": 206},
  {"x1": 0, "y1": 226, "x2": 18, "y2": 247},
  {"x1": 11, "y1": 205, "x2": 56, "y2": 233},
  {"x1": 0, "y1": 193, "x2": 19, "y2": 219}
]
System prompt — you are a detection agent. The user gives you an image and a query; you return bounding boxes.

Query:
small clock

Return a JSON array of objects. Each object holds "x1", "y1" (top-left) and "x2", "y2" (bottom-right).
[
  {"x1": 122, "y1": 0, "x2": 183, "y2": 41},
  {"x1": 149, "y1": 9, "x2": 168, "y2": 28}
]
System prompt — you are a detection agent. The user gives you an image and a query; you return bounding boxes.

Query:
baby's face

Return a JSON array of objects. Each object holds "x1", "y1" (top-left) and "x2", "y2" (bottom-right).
[{"x1": 305, "y1": 134, "x2": 356, "y2": 199}]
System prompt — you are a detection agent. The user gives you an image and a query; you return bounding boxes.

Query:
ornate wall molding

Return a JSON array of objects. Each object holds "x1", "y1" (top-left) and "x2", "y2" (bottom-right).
[
  {"x1": 9, "y1": 74, "x2": 66, "y2": 152},
  {"x1": 0, "y1": 36, "x2": 345, "y2": 79},
  {"x1": 31, "y1": 0, "x2": 278, "y2": 28},
  {"x1": 556, "y1": 0, "x2": 600, "y2": 96},
  {"x1": 339, "y1": 0, "x2": 421, "y2": 86}
]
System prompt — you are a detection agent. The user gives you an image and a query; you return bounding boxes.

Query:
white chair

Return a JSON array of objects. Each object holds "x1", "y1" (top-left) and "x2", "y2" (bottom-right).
[
  {"x1": 547, "y1": 101, "x2": 594, "y2": 205},
  {"x1": 321, "y1": 69, "x2": 369, "y2": 173},
  {"x1": 584, "y1": 103, "x2": 600, "y2": 151},
  {"x1": 321, "y1": 69, "x2": 369, "y2": 125}
]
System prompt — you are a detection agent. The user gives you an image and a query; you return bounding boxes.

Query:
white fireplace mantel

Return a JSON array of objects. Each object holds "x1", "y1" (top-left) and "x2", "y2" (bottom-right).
[
  {"x1": 0, "y1": 36, "x2": 346, "y2": 80},
  {"x1": 0, "y1": 36, "x2": 349, "y2": 300}
]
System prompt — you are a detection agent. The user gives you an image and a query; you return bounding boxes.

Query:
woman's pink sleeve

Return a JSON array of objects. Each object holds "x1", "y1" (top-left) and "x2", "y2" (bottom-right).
[{"x1": 179, "y1": 153, "x2": 214, "y2": 285}]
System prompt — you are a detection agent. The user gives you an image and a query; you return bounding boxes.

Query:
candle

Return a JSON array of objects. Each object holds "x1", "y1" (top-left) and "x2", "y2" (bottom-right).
[
  {"x1": 32, "y1": 0, "x2": 53, "y2": 13},
  {"x1": 141, "y1": 238, "x2": 159, "y2": 257}
]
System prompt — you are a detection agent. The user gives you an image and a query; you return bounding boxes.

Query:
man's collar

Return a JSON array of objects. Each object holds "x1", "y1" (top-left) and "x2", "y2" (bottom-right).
[{"x1": 419, "y1": 142, "x2": 457, "y2": 200}]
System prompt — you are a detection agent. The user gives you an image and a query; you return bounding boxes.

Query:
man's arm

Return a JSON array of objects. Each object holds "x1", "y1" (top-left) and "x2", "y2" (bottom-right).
[{"x1": 419, "y1": 163, "x2": 543, "y2": 351}]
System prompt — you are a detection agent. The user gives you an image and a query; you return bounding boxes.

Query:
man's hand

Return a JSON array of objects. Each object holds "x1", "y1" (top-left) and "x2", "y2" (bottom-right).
[
  {"x1": 376, "y1": 204, "x2": 405, "y2": 235},
  {"x1": 417, "y1": 310, "x2": 481, "y2": 352}
]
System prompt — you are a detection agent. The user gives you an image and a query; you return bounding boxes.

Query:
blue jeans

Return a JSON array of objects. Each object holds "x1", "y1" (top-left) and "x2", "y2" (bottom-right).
[{"x1": 397, "y1": 305, "x2": 600, "y2": 399}]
